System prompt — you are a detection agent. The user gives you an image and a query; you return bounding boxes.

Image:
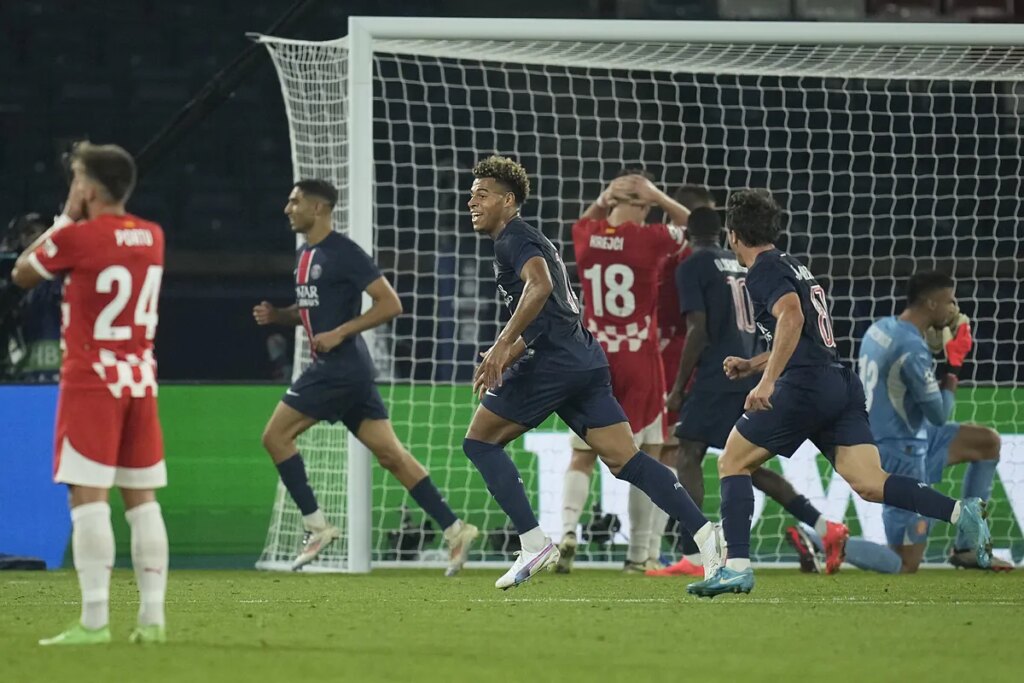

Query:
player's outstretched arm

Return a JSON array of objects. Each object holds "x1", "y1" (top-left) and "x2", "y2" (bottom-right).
[
  {"x1": 311, "y1": 275, "x2": 402, "y2": 353},
  {"x1": 746, "y1": 293, "x2": 803, "y2": 411},
  {"x1": 473, "y1": 256, "x2": 553, "y2": 397},
  {"x1": 667, "y1": 311, "x2": 708, "y2": 411}
]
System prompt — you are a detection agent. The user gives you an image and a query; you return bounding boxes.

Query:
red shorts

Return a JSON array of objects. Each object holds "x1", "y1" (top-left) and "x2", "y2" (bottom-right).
[
  {"x1": 53, "y1": 384, "x2": 166, "y2": 489},
  {"x1": 608, "y1": 347, "x2": 665, "y2": 436}
]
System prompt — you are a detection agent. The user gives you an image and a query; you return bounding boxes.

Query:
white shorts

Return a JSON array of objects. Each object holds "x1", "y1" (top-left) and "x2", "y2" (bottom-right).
[
  {"x1": 55, "y1": 436, "x2": 167, "y2": 489},
  {"x1": 569, "y1": 412, "x2": 664, "y2": 451}
]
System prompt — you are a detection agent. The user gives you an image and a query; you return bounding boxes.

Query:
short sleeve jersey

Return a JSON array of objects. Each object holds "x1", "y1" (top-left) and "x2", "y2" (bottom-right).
[
  {"x1": 492, "y1": 217, "x2": 605, "y2": 371},
  {"x1": 28, "y1": 213, "x2": 164, "y2": 394},
  {"x1": 675, "y1": 245, "x2": 760, "y2": 393},
  {"x1": 295, "y1": 231, "x2": 381, "y2": 376},
  {"x1": 744, "y1": 249, "x2": 839, "y2": 371},
  {"x1": 571, "y1": 218, "x2": 684, "y2": 355}
]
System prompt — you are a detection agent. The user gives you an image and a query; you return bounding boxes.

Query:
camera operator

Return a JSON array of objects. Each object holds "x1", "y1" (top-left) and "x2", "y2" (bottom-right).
[{"x1": 0, "y1": 213, "x2": 62, "y2": 382}]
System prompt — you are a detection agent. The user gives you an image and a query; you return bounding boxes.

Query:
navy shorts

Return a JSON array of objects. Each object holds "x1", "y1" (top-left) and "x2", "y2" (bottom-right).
[
  {"x1": 675, "y1": 390, "x2": 748, "y2": 449},
  {"x1": 481, "y1": 362, "x2": 627, "y2": 439},
  {"x1": 282, "y1": 361, "x2": 389, "y2": 434},
  {"x1": 735, "y1": 363, "x2": 874, "y2": 465},
  {"x1": 880, "y1": 422, "x2": 960, "y2": 546}
]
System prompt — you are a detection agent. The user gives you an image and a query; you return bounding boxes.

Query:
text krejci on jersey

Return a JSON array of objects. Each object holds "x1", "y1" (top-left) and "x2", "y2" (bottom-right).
[
  {"x1": 295, "y1": 284, "x2": 320, "y2": 307},
  {"x1": 114, "y1": 228, "x2": 155, "y2": 247},
  {"x1": 589, "y1": 234, "x2": 625, "y2": 251}
]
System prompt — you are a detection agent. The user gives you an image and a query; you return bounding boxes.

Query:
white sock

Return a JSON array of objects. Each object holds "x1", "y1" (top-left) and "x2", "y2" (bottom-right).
[
  {"x1": 950, "y1": 500, "x2": 962, "y2": 524},
  {"x1": 813, "y1": 516, "x2": 829, "y2": 537},
  {"x1": 627, "y1": 486, "x2": 655, "y2": 564},
  {"x1": 684, "y1": 553, "x2": 702, "y2": 564},
  {"x1": 726, "y1": 558, "x2": 751, "y2": 572},
  {"x1": 303, "y1": 509, "x2": 327, "y2": 531},
  {"x1": 126, "y1": 501, "x2": 168, "y2": 628},
  {"x1": 519, "y1": 526, "x2": 547, "y2": 554},
  {"x1": 693, "y1": 520, "x2": 714, "y2": 548},
  {"x1": 71, "y1": 502, "x2": 114, "y2": 630},
  {"x1": 562, "y1": 470, "x2": 590, "y2": 537},
  {"x1": 647, "y1": 466, "x2": 675, "y2": 561}
]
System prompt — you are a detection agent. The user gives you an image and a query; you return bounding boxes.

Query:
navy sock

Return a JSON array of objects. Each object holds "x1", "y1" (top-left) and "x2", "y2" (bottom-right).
[
  {"x1": 883, "y1": 474, "x2": 956, "y2": 523},
  {"x1": 276, "y1": 453, "x2": 319, "y2": 516},
  {"x1": 720, "y1": 474, "x2": 754, "y2": 560},
  {"x1": 463, "y1": 439, "x2": 539, "y2": 533},
  {"x1": 408, "y1": 476, "x2": 458, "y2": 530},
  {"x1": 615, "y1": 452, "x2": 708, "y2": 537},
  {"x1": 783, "y1": 495, "x2": 822, "y2": 529}
]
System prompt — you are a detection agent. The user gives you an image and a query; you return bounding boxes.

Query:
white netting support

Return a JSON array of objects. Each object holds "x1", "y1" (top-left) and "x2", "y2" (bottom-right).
[
  {"x1": 256, "y1": 41, "x2": 354, "y2": 572},
  {"x1": 256, "y1": 20, "x2": 1024, "y2": 570}
]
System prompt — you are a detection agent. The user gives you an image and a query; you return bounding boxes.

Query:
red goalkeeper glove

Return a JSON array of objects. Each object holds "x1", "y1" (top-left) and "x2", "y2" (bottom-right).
[
  {"x1": 926, "y1": 311, "x2": 973, "y2": 377},
  {"x1": 944, "y1": 314, "x2": 973, "y2": 370}
]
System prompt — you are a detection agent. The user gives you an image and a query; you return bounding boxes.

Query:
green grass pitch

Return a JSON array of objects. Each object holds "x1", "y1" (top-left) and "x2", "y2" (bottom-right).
[{"x1": 2, "y1": 568, "x2": 1022, "y2": 682}]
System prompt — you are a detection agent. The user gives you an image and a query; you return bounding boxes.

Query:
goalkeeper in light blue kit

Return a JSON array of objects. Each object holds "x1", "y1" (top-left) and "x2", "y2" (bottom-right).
[{"x1": 857, "y1": 271, "x2": 1009, "y2": 573}]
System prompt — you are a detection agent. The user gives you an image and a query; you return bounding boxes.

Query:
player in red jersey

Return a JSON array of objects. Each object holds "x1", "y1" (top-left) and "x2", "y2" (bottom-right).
[
  {"x1": 556, "y1": 171, "x2": 690, "y2": 573},
  {"x1": 12, "y1": 142, "x2": 168, "y2": 646}
]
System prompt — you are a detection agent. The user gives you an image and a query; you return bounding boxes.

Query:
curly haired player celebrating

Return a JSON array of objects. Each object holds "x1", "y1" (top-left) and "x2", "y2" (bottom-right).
[
  {"x1": 13, "y1": 142, "x2": 169, "y2": 645},
  {"x1": 463, "y1": 156, "x2": 720, "y2": 589},
  {"x1": 557, "y1": 170, "x2": 691, "y2": 573}
]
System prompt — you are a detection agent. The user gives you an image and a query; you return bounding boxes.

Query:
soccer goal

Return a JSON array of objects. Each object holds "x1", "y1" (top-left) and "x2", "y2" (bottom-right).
[{"x1": 254, "y1": 18, "x2": 1024, "y2": 573}]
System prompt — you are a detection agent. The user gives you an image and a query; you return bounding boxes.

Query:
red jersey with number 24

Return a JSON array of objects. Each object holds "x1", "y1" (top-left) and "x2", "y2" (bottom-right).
[{"x1": 28, "y1": 213, "x2": 164, "y2": 393}]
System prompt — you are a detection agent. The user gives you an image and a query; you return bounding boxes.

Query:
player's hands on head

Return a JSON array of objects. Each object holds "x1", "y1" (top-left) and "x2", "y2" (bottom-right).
[
  {"x1": 744, "y1": 379, "x2": 775, "y2": 412},
  {"x1": 473, "y1": 338, "x2": 515, "y2": 400},
  {"x1": 723, "y1": 356, "x2": 752, "y2": 380},
  {"x1": 62, "y1": 182, "x2": 86, "y2": 221},
  {"x1": 253, "y1": 301, "x2": 278, "y2": 326},
  {"x1": 631, "y1": 175, "x2": 661, "y2": 204},
  {"x1": 312, "y1": 328, "x2": 345, "y2": 353}
]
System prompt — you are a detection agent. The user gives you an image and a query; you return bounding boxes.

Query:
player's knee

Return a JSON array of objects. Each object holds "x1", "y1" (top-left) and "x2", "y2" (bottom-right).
[
  {"x1": 717, "y1": 450, "x2": 748, "y2": 478},
  {"x1": 849, "y1": 476, "x2": 885, "y2": 503},
  {"x1": 260, "y1": 425, "x2": 282, "y2": 454},
  {"x1": 374, "y1": 445, "x2": 409, "y2": 472},
  {"x1": 981, "y1": 427, "x2": 1001, "y2": 461}
]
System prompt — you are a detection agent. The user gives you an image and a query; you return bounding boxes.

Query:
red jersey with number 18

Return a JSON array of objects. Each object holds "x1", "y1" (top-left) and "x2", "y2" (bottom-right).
[{"x1": 571, "y1": 217, "x2": 683, "y2": 434}]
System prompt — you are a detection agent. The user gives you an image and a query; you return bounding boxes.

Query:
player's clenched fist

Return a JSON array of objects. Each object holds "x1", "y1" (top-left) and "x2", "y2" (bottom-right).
[
  {"x1": 253, "y1": 301, "x2": 277, "y2": 325},
  {"x1": 723, "y1": 356, "x2": 753, "y2": 380}
]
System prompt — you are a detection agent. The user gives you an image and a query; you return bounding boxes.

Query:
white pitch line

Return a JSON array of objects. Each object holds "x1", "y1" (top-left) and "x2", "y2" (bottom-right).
[{"x1": 3, "y1": 597, "x2": 1021, "y2": 607}]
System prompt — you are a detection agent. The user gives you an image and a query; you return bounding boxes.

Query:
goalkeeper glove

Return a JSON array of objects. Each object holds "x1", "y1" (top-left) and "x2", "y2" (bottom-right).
[{"x1": 925, "y1": 310, "x2": 973, "y2": 377}]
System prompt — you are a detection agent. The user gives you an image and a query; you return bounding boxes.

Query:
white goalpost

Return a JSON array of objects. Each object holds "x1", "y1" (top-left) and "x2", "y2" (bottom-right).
[{"x1": 255, "y1": 18, "x2": 1024, "y2": 573}]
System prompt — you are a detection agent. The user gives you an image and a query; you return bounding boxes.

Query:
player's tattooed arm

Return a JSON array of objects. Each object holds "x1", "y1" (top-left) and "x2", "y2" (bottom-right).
[
  {"x1": 746, "y1": 292, "x2": 802, "y2": 411},
  {"x1": 312, "y1": 276, "x2": 403, "y2": 353},
  {"x1": 253, "y1": 302, "x2": 301, "y2": 326},
  {"x1": 667, "y1": 310, "x2": 708, "y2": 412},
  {"x1": 474, "y1": 256, "x2": 553, "y2": 398}
]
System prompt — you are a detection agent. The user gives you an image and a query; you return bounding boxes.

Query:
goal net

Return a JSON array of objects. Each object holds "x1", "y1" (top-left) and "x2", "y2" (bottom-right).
[{"x1": 256, "y1": 21, "x2": 1024, "y2": 571}]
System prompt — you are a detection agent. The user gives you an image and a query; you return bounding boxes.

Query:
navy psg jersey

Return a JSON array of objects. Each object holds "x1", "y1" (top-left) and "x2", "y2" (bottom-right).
[{"x1": 295, "y1": 231, "x2": 381, "y2": 374}]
